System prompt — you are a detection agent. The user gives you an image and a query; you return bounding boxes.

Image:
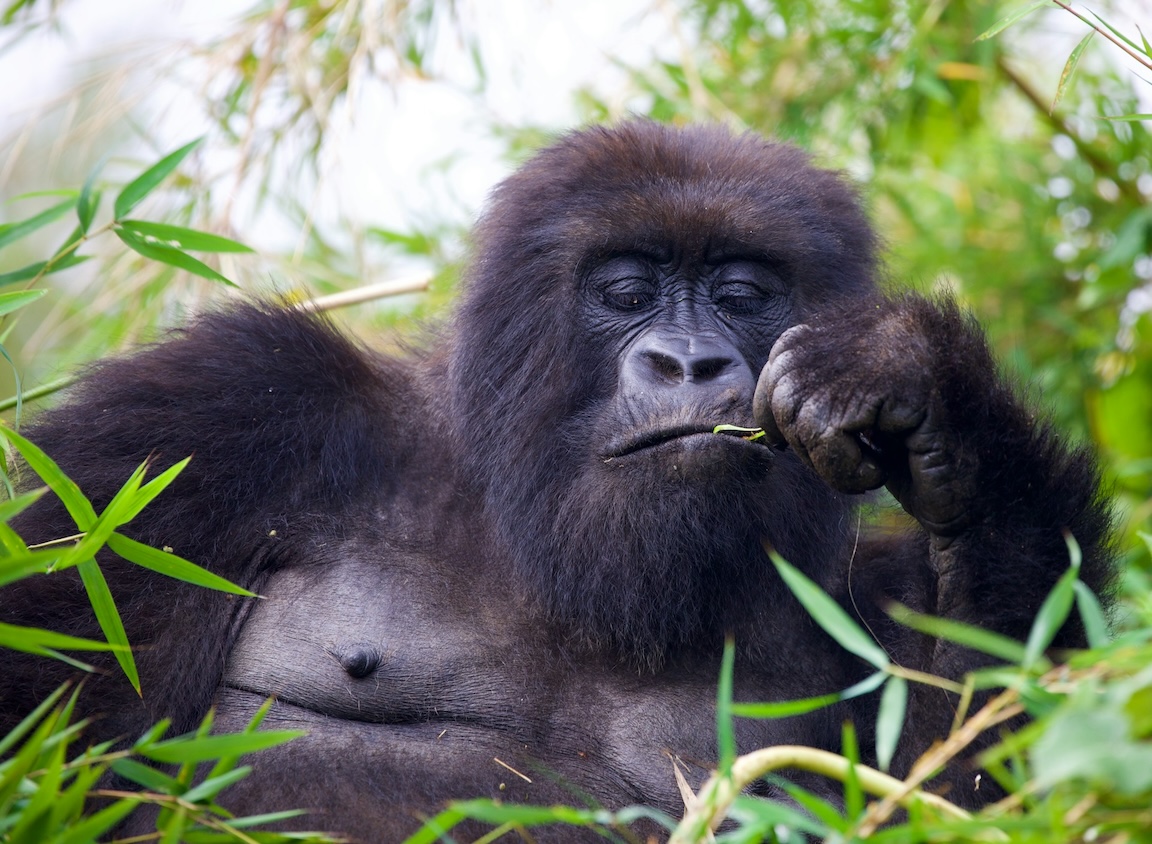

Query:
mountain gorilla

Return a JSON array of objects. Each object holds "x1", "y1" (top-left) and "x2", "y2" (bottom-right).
[{"x1": 0, "y1": 121, "x2": 1114, "y2": 840}]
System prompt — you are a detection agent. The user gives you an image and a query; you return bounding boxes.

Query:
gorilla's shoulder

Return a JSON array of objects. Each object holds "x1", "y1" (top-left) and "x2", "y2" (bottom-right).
[{"x1": 22, "y1": 304, "x2": 418, "y2": 531}]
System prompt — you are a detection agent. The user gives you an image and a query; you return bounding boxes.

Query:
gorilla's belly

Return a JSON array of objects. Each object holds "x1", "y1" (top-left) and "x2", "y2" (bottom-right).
[{"x1": 216, "y1": 554, "x2": 841, "y2": 839}]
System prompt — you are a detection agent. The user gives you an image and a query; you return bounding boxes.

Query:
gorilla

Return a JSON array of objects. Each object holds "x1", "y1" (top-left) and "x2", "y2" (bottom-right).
[{"x1": 0, "y1": 121, "x2": 1114, "y2": 841}]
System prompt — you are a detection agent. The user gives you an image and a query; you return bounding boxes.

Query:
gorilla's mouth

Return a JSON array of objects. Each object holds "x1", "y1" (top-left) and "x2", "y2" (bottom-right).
[{"x1": 607, "y1": 424, "x2": 772, "y2": 458}]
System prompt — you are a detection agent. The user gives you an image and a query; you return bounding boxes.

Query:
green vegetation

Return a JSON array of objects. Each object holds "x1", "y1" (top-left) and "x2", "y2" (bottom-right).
[{"x1": 1, "y1": 0, "x2": 1150, "y2": 841}]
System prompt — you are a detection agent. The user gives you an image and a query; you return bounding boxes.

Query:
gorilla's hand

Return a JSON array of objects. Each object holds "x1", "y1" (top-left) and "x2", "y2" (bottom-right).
[{"x1": 753, "y1": 297, "x2": 981, "y2": 538}]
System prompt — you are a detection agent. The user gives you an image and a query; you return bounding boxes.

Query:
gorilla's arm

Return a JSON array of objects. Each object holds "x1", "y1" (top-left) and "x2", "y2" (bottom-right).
[
  {"x1": 0, "y1": 305, "x2": 409, "y2": 741},
  {"x1": 754, "y1": 295, "x2": 1114, "y2": 795}
]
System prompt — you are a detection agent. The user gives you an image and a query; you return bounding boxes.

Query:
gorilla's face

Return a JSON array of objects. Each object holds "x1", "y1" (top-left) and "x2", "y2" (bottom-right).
[
  {"x1": 449, "y1": 122, "x2": 870, "y2": 666},
  {"x1": 585, "y1": 251, "x2": 789, "y2": 483}
]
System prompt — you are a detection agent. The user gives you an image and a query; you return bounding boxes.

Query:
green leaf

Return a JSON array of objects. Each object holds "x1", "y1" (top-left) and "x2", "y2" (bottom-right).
[
  {"x1": 888, "y1": 603, "x2": 1028, "y2": 664},
  {"x1": 0, "y1": 549, "x2": 62, "y2": 590},
  {"x1": 1053, "y1": 30, "x2": 1094, "y2": 112},
  {"x1": 0, "y1": 426, "x2": 96, "y2": 528},
  {"x1": 770, "y1": 551, "x2": 889, "y2": 668},
  {"x1": 77, "y1": 558, "x2": 140, "y2": 693},
  {"x1": 139, "y1": 730, "x2": 306, "y2": 764},
  {"x1": 976, "y1": 1, "x2": 1048, "y2": 41},
  {"x1": 121, "y1": 456, "x2": 190, "y2": 523},
  {"x1": 76, "y1": 160, "x2": 105, "y2": 233},
  {"x1": 0, "y1": 620, "x2": 124, "y2": 654},
  {"x1": 0, "y1": 254, "x2": 89, "y2": 287},
  {"x1": 0, "y1": 683, "x2": 69, "y2": 758},
  {"x1": 118, "y1": 220, "x2": 253, "y2": 253},
  {"x1": 732, "y1": 670, "x2": 887, "y2": 718},
  {"x1": 716, "y1": 635, "x2": 736, "y2": 771},
  {"x1": 1023, "y1": 564, "x2": 1078, "y2": 670},
  {"x1": 875, "y1": 676, "x2": 907, "y2": 772},
  {"x1": 1072, "y1": 580, "x2": 1110, "y2": 649},
  {"x1": 53, "y1": 799, "x2": 140, "y2": 844},
  {"x1": 0, "y1": 485, "x2": 46, "y2": 523},
  {"x1": 0, "y1": 198, "x2": 74, "y2": 251},
  {"x1": 115, "y1": 226, "x2": 238, "y2": 286},
  {"x1": 113, "y1": 138, "x2": 203, "y2": 220},
  {"x1": 107, "y1": 532, "x2": 256, "y2": 596},
  {"x1": 181, "y1": 766, "x2": 252, "y2": 802},
  {"x1": 0, "y1": 289, "x2": 46, "y2": 319},
  {"x1": 110, "y1": 757, "x2": 181, "y2": 792}
]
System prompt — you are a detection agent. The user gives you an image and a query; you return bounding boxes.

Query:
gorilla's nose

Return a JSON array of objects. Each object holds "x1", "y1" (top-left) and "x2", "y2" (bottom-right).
[{"x1": 622, "y1": 332, "x2": 753, "y2": 393}]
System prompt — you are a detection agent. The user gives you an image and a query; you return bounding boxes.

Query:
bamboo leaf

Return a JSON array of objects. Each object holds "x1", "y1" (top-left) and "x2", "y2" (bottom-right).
[
  {"x1": 0, "y1": 425, "x2": 96, "y2": 528},
  {"x1": 77, "y1": 557, "x2": 140, "y2": 694},
  {"x1": 113, "y1": 138, "x2": 202, "y2": 220},
  {"x1": 122, "y1": 456, "x2": 190, "y2": 523},
  {"x1": 138, "y1": 730, "x2": 306, "y2": 764},
  {"x1": 770, "y1": 551, "x2": 889, "y2": 668},
  {"x1": 0, "y1": 289, "x2": 46, "y2": 319},
  {"x1": 888, "y1": 603, "x2": 1029, "y2": 664},
  {"x1": 115, "y1": 226, "x2": 237, "y2": 286},
  {"x1": 976, "y1": 1, "x2": 1048, "y2": 41},
  {"x1": 0, "y1": 254, "x2": 89, "y2": 287},
  {"x1": 875, "y1": 676, "x2": 908, "y2": 772},
  {"x1": 1053, "y1": 30, "x2": 1094, "y2": 112},
  {"x1": 0, "y1": 620, "x2": 123, "y2": 653},
  {"x1": 118, "y1": 220, "x2": 253, "y2": 253},
  {"x1": 1072, "y1": 580, "x2": 1111, "y2": 649},
  {"x1": 107, "y1": 532, "x2": 256, "y2": 596},
  {"x1": 733, "y1": 670, "x2": 887, "y2": 718},
  {"x1": 0, "y1": 198, "x2": 74, "y2": 251},
  {"x1": 717, "y1": 635, "x2": 736, "y2": 771},
  {"x1": 1023, "y1": 565, "x2": 1078, "y2": 670},
  {"x1": 76, "y1": 160, "x2": 105, "y2": 233},
  {"x1": 0, "y1": 485, "x2": 46, "y2": 523}
]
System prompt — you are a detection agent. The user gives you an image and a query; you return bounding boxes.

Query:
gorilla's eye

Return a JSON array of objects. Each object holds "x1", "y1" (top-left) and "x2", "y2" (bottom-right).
[
  {"x1": 600, "y1": 278, "x2": 657, "y2": 312},
  {"x1": 715, "y1": 281, "x2": 772, "y2": 316}
]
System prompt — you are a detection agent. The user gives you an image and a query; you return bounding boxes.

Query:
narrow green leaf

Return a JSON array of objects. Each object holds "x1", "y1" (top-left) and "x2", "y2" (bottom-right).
[
  {"x1": 1053, "y1": 30, "x2": 1094, "y2": 112},
  {"x1": 0, "y1": 683, "x2": 68, "y2": 757},
  {"x1": 0, "y1": 485, "x2": 46, "y2": 523},
  {"x1": 55, "y1": 461, "x2": 147, "y2": 570},
  {"x1": 206, "y1": 696, "x2": 274, "y2": 781},
  {"x1": 1139, "y1": 25, "x2": 1152, "y2": 58},
  {"x1": 0, "y1": 198, "x2": 74, "y2": 251},
  {"x1": 0, "y1": 289, "x2": 46, "y2": 319},
  {"x1": 1090, "y1": 10, "x2": 1143, "y2": 53},
  {"x1": 841, "y1": 720, "x2": 864, "y2": 820},
  {"x1": 77, "y1": 558, "x2": 140, "y2": 693},
  {"x1": 0, "y1": 620, "x2": 125, "y2": 653},
  {"x1": 0, "y1": 550, "x2": 63, "y2": 590},
  {"x1": 0, "y1": 254, "x2": 89, "y2": 287},
  {"x1": 110, "y1": 757, "x2": 181, "y2": 792},
  {"x1": 716, "y1": 635, "x2": 736, "y2": 771},
  {"x1": 54, "y1": 799, "x2": 140, "y2": 844},
  {"x1": 888, "y1": 603, "x2": 1029, "y2": 664},
  {"x1": 122, "y1": 456, "x2": 190, "y2": 523},
  {"x1": 107, "y1": 533, "x2": 256, "y2": 596},
  {"x1": 0, "y1": 425, "x2": 96, "y2": 528},
  {"x1": 1072, "y1": 580, "x2": 1110, "y2": 649},
  {"x1": 1103, "y1": 114, "x2": 1152, "y2": 122},
  {"x1": 139, "y1": 730, "x2": 306, "y2": 764},
  {"x1": 976, "y1": 0, "x2": 1048, "y2": 41},
  {"x1": 76, "y1": 161, "x2": 105, "y2": 233},
  {"x1": 115, "y1": 227, "x2": 237, "y2": 286},
  {"x1": 1023, "y1": 565, "x2": 1078, "y2": 669},
  {"x1": 733, "y1": 670, "x2": 887, "y2": 719},
  {"x1": 770, "y1": 551, "x2": 889, "y2": 668},
  {"x1": 118, "y1": 220, "x2": 253, "y2": 253},
  {"x1": 113, "y1": 138, "x2": 203, "y2": 220},
  {"x1": 875, "y1": 676, "x2": 908, "y2": 772},
  {"x1": 181, "y1": 766, "x2": 252, "y2": 802}
]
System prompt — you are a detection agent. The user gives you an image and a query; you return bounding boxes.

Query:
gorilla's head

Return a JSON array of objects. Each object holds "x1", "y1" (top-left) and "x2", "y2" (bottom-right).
[{"x1": 449, "y1": 121, "x2": 876, "y2": 668}]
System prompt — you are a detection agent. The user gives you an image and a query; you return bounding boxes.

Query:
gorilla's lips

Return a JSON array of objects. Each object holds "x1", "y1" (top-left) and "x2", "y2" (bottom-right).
[{"x1": 607, "y1": 423, "x2": 774, "y2": 458}]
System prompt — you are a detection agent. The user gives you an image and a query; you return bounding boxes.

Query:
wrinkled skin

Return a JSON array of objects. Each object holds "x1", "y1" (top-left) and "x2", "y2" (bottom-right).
[{"x1": 0, "y1": 122, "x2": 1115, "y2": 842}]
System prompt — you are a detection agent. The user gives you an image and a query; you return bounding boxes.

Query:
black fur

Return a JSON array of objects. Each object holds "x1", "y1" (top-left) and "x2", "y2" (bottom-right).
[{"x1": 0, "y1": 121, "x2": 1115, "y2": 840}]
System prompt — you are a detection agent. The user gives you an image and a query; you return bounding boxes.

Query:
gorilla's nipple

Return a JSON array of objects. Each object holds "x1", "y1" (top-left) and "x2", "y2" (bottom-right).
[{"x1": 338, "y1": 646, "x2": 382, "y2": 679}]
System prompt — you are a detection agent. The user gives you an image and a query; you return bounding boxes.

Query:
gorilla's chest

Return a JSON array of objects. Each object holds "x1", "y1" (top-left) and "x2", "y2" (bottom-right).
[{"x1": 216, "y1": 544, "x2": 842, "y2": 831}]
